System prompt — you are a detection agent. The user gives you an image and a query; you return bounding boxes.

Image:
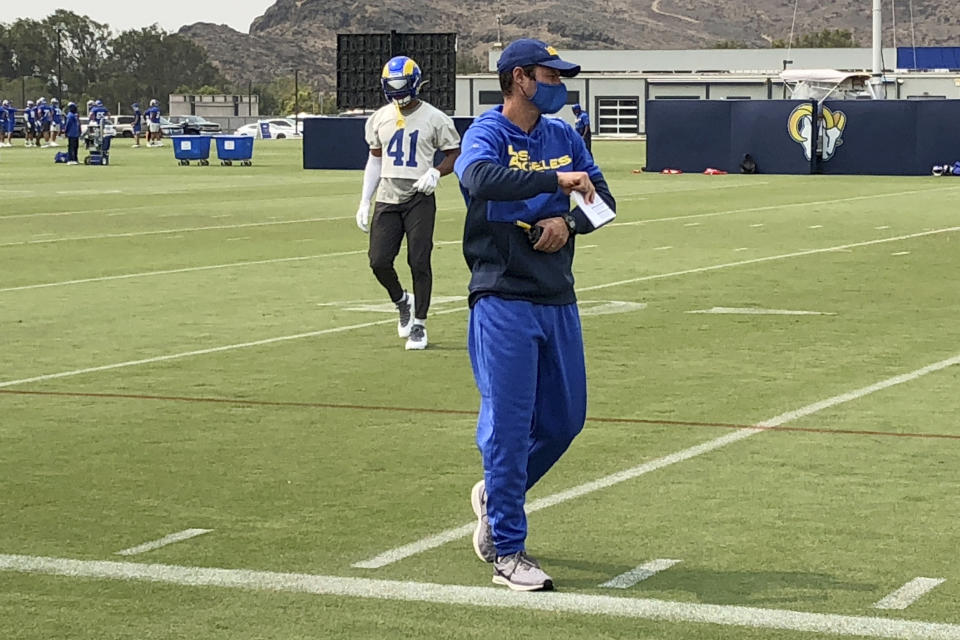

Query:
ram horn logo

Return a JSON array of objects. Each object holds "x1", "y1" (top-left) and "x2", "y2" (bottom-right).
[{"x1": 787, "y1": 104, "x2": 847, "y2": 161}]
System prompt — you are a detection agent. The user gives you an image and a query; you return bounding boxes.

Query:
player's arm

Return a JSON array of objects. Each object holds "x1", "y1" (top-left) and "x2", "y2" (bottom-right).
[
  {"x1": 459, "y1": 161, "x2": 560, "y2": 201},
  {"x1": 435, "y1": 147, "x2": 459, "y2": 177}
]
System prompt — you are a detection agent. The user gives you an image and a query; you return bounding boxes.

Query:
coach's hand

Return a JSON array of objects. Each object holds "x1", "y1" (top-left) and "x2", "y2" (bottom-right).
[
  {"x1": 533, "y1": 217, "x2": 570, "y2": 253},
  {"x1": 356, "y1": 201, "x2": 370, "y2": 233},
  {"x1": 557, "y1": 171, "x2": 596, "y2": 204},
  {"x1": 412, "y1": 167, "x2": 441, "y2": 196}
]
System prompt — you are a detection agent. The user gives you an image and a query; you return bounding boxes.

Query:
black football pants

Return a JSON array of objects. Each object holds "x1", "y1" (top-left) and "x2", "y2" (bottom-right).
[{"x1": 368, "y1": 192, "x2": 436, "y2": 320}]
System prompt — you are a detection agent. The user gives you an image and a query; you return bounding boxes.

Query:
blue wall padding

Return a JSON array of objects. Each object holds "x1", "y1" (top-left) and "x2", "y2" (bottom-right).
[
  {"x1": 303, "y1": 116, "x2": 475, "y2": 170},
  {"x1": 819, "y1": 100, "x2": 960, "y2": 175},
  {"x1": 897, "y1": 47, "x2": 960, "y2": 70}
]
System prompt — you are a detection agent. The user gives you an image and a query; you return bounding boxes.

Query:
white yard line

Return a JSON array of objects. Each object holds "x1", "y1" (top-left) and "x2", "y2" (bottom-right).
[
  {"x1": 0, "y1": 216, "x2": 353, "y2": 248},
  {"x1": 115, "y1": 529, "x2": 212, "y2": 556},
  {"x1": 609, "y1": 185, "x2": 960, "y2": 228},
  {"x1": 1, "y1": 228, "x2": 956, "y2": 387},
  {"x1": 0, "y1": 241, "x2": 462, "y2": 294},
  {"x1": 688, "y1": 307, "x2": 835, "y2": 316},
  {"x1": 600, "y1": 559, "x2": 682, "y2": 589},
  {"x1": 352, "y1": 352, "x2": 960, "y2": 569},
  {"x1": 874, "y1": 578, "x2": 946, "y2": 610},
  {"x1": 578, "y1": 226, "x2": 960, "y2": 293},
  {"x1": 0, "y1": 306, "x2": 467, "y2": 389},
  {"x1": 8, "y1": 225, "x2": 950, "y2": 296},
  {"x1": 0, "y1": 191, "x2": 360, "y2": 220},
  {"x1": 1, "y1": 554, "x2": 958, "y2": 639},
  {"x1": 57, "y1": 189, "x2": 123, "y2": 195}
]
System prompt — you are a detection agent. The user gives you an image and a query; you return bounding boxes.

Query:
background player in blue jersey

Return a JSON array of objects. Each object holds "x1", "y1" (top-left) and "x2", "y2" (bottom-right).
[
  {"x1": 37, "y1": 97, "x2": 54, "y2": 147},
  {"x1": 50, "y1": 98, "x2": 63, "y2": 146},
  {"x1": 131, "y1": 103, "x2": 143, "y2": 148},
  {"x1": 145, "y1": 99, "x2": 162, "y2": 147},
  {"x1": 454, "y1": 38, "x2": 616, "y2": 591},
  {"x1": 64, "y1": 102, "x2": 81, "y2": 165},
  {"x1": 1, "y1": 100, "x2": 13, "y2": 147},
  {"x1": 24, "y1": 100, "x2": 37, "y2": 148},
  {"x1": 0, "y1": 103, "x2": 7, "y2": 148},
  {"x1": 572, "y1": 103, "x2": 592, "y2": 153}
]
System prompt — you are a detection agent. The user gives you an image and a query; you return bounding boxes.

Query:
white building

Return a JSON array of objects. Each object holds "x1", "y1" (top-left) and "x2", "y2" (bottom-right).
[
  {"x1": 455, "y1": 48, "x2": 960, "y2": 134},
  {"x1": 168, "y1": 94, "x2": 260, "y2": 118}
]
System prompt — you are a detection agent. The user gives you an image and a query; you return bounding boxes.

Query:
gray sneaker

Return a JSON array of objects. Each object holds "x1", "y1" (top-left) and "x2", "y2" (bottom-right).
[
  {"x1": 470, "y1": 480, "x2": 496, "y2": 563},
  {"x1": 396, "y1": 292, "x2": 414, "y2": 338},
  {"x1": 492, "y1": 551, "x2": 554, "y2": 591}
]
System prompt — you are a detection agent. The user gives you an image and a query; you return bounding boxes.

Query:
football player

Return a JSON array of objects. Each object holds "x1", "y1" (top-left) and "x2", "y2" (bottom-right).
[
  {"x1": 572, "y1": 103, "x2": 591, "y2": 153},
  {"x1": 145, "y1": 99, "x2": 162, "y2": 147},
  {"x1": 1, "y1": 100, "x2": 13, "y2": 147},
  {"x1": 24, "y1": 100, "x2": 36, "y2": 148},
  {"x1": 355, "y1": 56, "x2": 461, "y2": 350}
]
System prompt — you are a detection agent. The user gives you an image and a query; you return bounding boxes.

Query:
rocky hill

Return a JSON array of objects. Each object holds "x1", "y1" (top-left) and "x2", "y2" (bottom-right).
[{"x1": 179, "y1": 0, "x2": 956, "y2": 89}]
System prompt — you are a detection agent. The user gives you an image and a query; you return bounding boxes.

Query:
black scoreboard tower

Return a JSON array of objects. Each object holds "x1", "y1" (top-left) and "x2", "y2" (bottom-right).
[{"x1": 337, "y1": 31, "x2": 457, "y2": 114}]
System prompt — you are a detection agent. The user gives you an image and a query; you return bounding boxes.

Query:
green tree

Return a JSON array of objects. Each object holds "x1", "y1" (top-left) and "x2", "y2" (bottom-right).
[
  {"x1": 456, "y1": 54, "x2": 484, "y2": 74},
  {"x1": 5, "y1": 18, "x2": 56, "y2": 92},
  {"x1": 713, "y1": 40, "x2": 751, "y2": 49},
  {"x1": 1, "y1": 13, "x2": 227, "y2": 112},
  {"x1": 771, "y1": 29, "x2": 857, "y2": 48}
]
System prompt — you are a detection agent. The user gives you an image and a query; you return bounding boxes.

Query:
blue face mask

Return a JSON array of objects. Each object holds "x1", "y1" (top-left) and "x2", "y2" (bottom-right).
[{"x1": 526, "y1": 81, "x2": 568, "y2": 114}]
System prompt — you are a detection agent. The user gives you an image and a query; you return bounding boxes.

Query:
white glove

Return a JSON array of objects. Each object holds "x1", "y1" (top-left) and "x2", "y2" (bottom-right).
[
  {"x1": 412, "y1": 167, "x2": 441, "y2": 196},
  {"x1": 356, "y1": 201, "x2": 370, "y2": 233}
]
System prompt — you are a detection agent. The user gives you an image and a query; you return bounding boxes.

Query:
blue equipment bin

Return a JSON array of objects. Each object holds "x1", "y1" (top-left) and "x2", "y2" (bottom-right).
[
  {"x1": 214, "y1": 135, "x2": 255, "y2": 166},
  {"x1": 172, "y1": 135, "x2": 212, "y2": 165}
]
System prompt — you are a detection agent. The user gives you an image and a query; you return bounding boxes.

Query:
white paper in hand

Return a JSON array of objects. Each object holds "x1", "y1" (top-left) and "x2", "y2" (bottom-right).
[{"x1": 571, "y1": 190, "x2": 616, "y2": 229}]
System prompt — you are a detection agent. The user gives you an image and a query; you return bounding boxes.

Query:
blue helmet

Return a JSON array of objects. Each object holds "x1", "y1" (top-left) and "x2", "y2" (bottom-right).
[
  {"x1": 381, "y1": 56, "x2": 422, "y2": 106},
  {"x1": 132, "y1": 102, "x2": 140, "y2": 110},
  {"x1": 95, "y1": 99, "x2": 103, "y2": 107},
  {"x1": 572, "y1": 103, "x2": 582, "y2": 113}
]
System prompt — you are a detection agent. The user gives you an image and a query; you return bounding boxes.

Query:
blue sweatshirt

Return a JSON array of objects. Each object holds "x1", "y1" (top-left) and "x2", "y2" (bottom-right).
[
  {"x1": 65, "y1": 112, "x2": 80, "y2": 138},
  {"x1": 454, "y1": 106, "x2": 615, "y2": 306}
]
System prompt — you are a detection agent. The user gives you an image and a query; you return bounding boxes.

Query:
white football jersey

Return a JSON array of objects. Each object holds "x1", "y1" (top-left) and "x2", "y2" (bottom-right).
[{"x1": 365, "y1": 101, "x2": 460, "y2": 185}]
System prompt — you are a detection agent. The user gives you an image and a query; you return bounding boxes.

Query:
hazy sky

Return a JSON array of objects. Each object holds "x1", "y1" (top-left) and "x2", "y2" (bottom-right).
[{"x1": 0, "y1": 0, "x2": 272, "y2": 34}]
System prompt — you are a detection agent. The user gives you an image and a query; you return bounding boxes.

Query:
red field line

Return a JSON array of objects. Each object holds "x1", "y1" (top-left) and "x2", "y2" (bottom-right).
[{"x1": 2, "y1": 388, "x2": 958, "y2": 441}]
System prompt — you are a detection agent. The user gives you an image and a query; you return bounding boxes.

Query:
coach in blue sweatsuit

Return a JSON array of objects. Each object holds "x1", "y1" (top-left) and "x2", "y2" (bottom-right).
[{"x1": 454, "y1": 39, "x2": 616, "y2": 590}]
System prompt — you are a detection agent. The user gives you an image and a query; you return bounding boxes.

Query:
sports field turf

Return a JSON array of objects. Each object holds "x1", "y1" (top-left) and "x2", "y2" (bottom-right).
[{"x1": 1, "y1": 138, "x2": 959, "y2": 639}]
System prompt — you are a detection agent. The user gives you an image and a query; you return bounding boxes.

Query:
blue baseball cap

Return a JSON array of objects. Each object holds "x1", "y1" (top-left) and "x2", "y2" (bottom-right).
[{"x1": 496, "y1": 39, "x2": 580, "y2": 77}]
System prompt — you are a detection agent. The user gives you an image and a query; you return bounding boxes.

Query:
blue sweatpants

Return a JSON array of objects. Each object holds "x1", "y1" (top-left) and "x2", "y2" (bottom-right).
[{"x1": 468, "y1": 296, "x2": 587, "y2": 557}]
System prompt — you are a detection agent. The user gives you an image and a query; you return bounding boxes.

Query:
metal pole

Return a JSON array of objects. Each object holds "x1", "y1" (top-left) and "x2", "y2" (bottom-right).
[
  {"x1": 871, "y1": 0, "x2": 884, "y2": 97},
  {"x1": 248, "y1": 80, "x2": 252, "y2": 116},
  {"x1": 872, "y1": 0, "x2": 883, "y2": 76},
  {"x1": 57, "y1": 27, "x2": 63, "y2": 103},
  {"x1": 294, "y1": 69, "x2": 299, "y2": 133},
  {"x1": 21, "y1": 76, "x2": 26, "y2": 106}
]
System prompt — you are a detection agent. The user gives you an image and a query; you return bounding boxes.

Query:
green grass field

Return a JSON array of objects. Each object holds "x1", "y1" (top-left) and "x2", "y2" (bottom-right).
[{"x1": 1, "y1": 138, "x2": 959, "y2": 640}]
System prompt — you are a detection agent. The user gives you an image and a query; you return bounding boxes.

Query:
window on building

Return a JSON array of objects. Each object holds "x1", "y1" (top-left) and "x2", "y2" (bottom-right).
[
  {"x1": 596, "y1": 97, "x2": 639, "y2": 135},
  {"x1": 478, "y1": 91, "x2": 503, "y2": 105}
]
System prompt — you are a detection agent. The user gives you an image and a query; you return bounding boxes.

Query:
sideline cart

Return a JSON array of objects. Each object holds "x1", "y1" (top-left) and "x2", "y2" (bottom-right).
[
  {"x1": 172, "y1": 135, "x2": 212, "y2": 166},
  {"x1": 214, "y1": 135, "x2": 254, "y2": 166},
  {"x1": 83, "y1": 120, "x2": 114, "y2": 165}
]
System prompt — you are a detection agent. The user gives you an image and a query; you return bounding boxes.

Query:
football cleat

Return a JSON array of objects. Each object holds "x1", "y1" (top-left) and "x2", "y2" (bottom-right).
[{"x1": 405, "y1": 324, "x2": 427, "y2": 350}]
